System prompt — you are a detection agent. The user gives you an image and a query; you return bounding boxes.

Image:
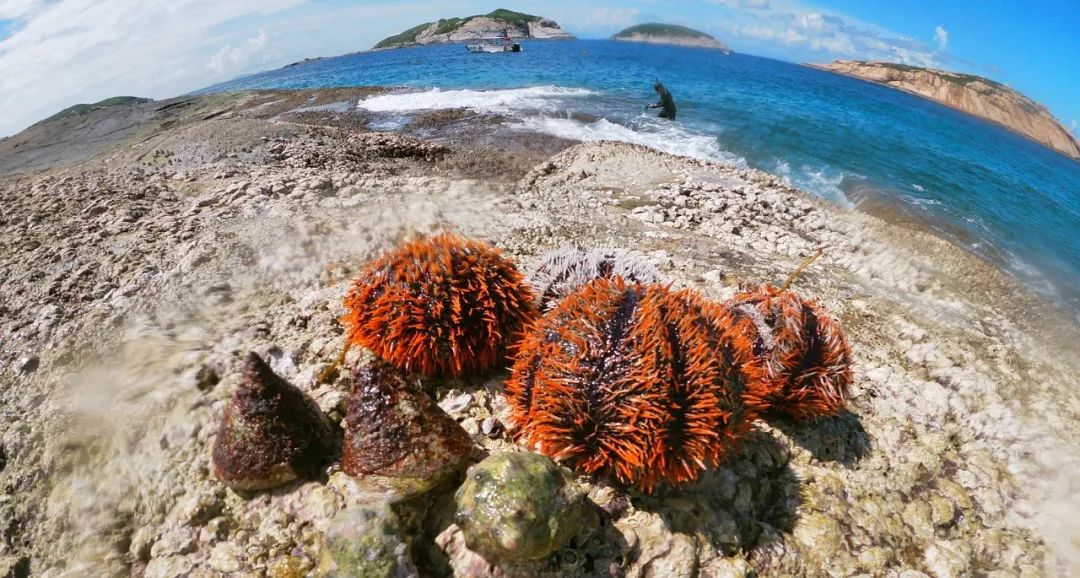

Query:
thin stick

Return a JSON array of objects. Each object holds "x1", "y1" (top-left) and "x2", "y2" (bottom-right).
[
  {"x1": 781, "y1": 248, "x2": 824, "y2": 291},
  {"x1": 318, "y1": 340, "x2": 353, "y2": 383}
]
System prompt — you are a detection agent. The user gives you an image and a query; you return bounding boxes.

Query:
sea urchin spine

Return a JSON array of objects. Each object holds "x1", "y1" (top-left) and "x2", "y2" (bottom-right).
[
  {"x1": 342, "y1": 233, "x2": 537, "y2": 378},
  {"x1": 727, "y1": 284, "x2": 853, "y2": 420},
  {"x1": 526, "y1": 245, "x2": 662, "y2": 311},
  {"x1": 506, "y1": 277, "x2": 767, "y2": 492}
]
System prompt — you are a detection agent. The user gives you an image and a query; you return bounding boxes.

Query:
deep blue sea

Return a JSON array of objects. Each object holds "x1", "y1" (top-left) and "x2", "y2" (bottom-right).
[{"x1": 202, "y1": 40, "x2": 1080, "y2": 317}]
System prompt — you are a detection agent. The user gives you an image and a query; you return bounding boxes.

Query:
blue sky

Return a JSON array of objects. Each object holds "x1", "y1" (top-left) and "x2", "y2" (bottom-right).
[{"x1": 0, "y1": 0, "x2": 1076, "y2": 137}]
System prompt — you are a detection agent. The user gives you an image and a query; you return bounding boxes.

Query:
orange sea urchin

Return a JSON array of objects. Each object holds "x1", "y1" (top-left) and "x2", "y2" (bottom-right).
[
  {"x1": 506, "y1": 277, "x2": 768, "y2": 493},
  {"x1": 342, "y1": 234, "x2": 537, "y2": 378},
  {"x1": 727, "y1": 284, "x2": 853, "y2": 420}
]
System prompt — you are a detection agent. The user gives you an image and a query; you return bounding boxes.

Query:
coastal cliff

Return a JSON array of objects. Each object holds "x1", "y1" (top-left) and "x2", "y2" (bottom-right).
[
  {"x1": 373, "y1": 9, "x2": 573, "y2": 50},
  {"x1": 612, "y1": 23, "x2": 730, "y2": 52},
  {"x1": 812, "y1": 60, "x2": 1080, "y2": 160}
]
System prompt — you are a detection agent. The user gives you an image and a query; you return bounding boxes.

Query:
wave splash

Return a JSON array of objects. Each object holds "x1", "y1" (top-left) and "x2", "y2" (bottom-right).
[
  {"x1": 773, "y1": 161, "x2": 855, "y2": 207},
  {"x1": 358, "y1": 86, "x2": 593, "y2": 114},
  {"x1": 360, "y1": 86, "x2": 746, "y2": 166},
  {"x1": 515, "y1": 115, "x2": 744, "y2": 166}
]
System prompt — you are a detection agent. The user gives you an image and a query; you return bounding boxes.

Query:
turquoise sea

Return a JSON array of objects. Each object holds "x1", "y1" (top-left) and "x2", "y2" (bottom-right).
[{"x1": 202, "y1": 40, "x2": 1080, "y2": 318}]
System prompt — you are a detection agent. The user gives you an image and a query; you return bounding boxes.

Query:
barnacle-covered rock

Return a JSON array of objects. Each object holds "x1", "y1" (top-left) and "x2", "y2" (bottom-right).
[
  {"x1": 325, "y1": 503, "x2": 418, "y2": 578},
  {"x1": 454, "y1": 452, "x2": 592, "y2": 564},
  {"x1": 341, "y1": 362, "x2": 472, "y2": 498},
  {"x1": 727, "y1": 284, "x2": 853, "y2": 420},
  {"x1": 342, "y1": 233, "x2": 537, "y2": 378},
  {"x1": 526, "y1": 245, "x2": 662, "y2": 310},
  {"x1": 211, "y1": 352, "x2": 337, "y2": 491},
  {"x1": 506, "y1": 277, "x2": 768, "y2": 493}
]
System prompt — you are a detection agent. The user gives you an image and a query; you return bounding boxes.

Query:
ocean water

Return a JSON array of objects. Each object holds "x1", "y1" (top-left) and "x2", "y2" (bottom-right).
[{"x1": 202, "y1": 40, "x2": 1080, "y2": 317}]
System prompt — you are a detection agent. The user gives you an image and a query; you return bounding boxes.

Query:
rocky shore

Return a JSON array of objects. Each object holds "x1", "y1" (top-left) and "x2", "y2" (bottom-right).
[{"x1": 1, "y1": 88, "x2": 1079, "y2": 577}]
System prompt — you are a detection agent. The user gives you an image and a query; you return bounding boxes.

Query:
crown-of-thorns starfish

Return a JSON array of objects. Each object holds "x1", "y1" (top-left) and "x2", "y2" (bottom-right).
[{"x1": 506, "y1": 277, "x2": 769, "y2": 493}]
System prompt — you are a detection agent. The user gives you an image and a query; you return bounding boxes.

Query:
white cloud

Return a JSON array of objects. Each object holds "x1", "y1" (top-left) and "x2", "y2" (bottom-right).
[
  {"x1": 0, "y1": 0, "x2": 463, "y2": 136},
  {"x1": 721, "y1": 1, "x2": 941, "y2": 67},
  {"x1": 710, "y1": 0, "x2": 771, "y2": 9},
  {"x1": 0, "y1": 0, "x2": 43, "y2": 19},
  {"x1": 544, "y1": 6, "x2": 639, "y2": 33},
  {"x1": 934, "y1": 25, "x2": 948, "y2": 51},
  {"x1": 0, "y1": 0, "x2": 304, "y2": 136},
  {"x1": 1071, "y1": 119, "x2": 1078, "y2": 134},
  {"x1": 207, "y1": 28, "x2": 269, "y2": 75}
]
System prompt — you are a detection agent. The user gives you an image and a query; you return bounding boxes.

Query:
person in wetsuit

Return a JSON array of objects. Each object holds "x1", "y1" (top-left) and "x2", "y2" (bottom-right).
[{"x1": 648, "y1": 81, "x2": 677, "y2": 120}]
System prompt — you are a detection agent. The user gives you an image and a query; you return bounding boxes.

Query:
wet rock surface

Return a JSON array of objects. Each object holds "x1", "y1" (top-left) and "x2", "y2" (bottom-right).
[{"x1": 0, "y1": 89, "x2": 1077, "y2": 577}]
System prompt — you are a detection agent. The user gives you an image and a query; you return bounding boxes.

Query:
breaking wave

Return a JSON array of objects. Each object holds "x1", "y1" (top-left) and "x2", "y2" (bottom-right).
[
  {"x1": 357, "y1": 86, "x2": 593, "y2": 114},
  {"x1": 773, "y1": 161, "x2": 855, "y2": 207},
  {"x1": 514, "y1": 115, "x2": 744, "y2": 165}
]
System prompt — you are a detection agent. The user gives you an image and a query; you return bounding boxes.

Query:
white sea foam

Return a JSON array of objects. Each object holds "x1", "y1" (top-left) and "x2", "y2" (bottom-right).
[
  {"x1": 358, "y1": 86, "x2": 593, "y2": 114},
  {"x1": 368, "y1": 115, "x2": 412, "y2": 131},
  {"x1": 514, "y1": 115, "x2": 745, "y2": 165},
  {"x1": 774, "y1": 162, "x2": 854, "y2": 207},
  {"x1": 289, "y1": 100, "x2": 352, "y2": 114},
  {"x1": 361, "y1": 86, "x2": 750, "y2": 171}
]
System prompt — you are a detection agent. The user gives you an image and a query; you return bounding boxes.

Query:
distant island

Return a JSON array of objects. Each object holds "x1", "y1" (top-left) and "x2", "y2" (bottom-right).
[
  {"x1": 811, "y1": 60, "x2": 1080, "y2": 161},
  {"x1": 612, "y1": 23, "x2": 730, "y2": 52},
  {"x1": 373, "y1": 9, "x2": 573, "y2": 50}
]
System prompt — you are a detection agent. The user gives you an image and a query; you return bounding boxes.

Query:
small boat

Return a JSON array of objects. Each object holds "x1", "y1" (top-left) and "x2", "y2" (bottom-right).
[{"x1": 466, "y1": 30, "x2": 522, "y2": 53}]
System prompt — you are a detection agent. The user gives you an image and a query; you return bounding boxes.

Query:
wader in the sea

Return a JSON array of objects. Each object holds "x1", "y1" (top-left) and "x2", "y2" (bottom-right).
[{"x1": 649, "y1": 82, "x2": 677, "y2": 120}]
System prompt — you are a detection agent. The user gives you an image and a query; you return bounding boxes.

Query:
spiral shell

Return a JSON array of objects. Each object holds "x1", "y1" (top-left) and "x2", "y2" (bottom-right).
[{"x1": 211, "y1": 352, "x2": 337, "y2": 491}]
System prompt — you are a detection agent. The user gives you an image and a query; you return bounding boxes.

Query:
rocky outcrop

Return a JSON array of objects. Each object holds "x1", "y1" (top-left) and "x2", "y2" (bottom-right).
[
  {"x1": 373, "y1": 9, "x2": 573, "y2": 50},
  {"x1": 812, "y1": 60, "x2": 1080, "y2": 161},
  {"x1": 612, "y1": 23, "x2": 730, "y2": 52}
]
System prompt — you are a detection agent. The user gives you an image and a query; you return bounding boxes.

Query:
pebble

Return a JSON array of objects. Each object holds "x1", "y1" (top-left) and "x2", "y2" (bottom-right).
[
  {"x1": 18, "y1": 356, "x2": 39, "y2": 373},
  {"x1": 440, "y1": 392, "x2": 473, "y2": 416},
  {"x1": 143, "y1": 556, "x2": 195, "y2": 578}
]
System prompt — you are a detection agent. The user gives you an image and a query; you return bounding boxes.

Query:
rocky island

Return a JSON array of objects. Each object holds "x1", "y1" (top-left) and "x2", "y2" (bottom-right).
[
  {"x1": 373, "y1": 9, "x2": 573, "y2": 50},
  {"x1": 1, "y1": 87, "x2": 1079, "y2": 577},
  {"x1": 612, "y1": 23, "x2": 731, "y2": 52},
  {"x1": 812, "y1": 60, "x2": 1080, "y2": 161}
]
